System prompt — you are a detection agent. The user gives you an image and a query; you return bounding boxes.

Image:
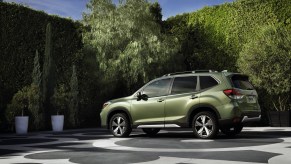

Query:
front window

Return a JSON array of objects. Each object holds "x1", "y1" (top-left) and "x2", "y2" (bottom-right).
[{"x1": 142, "y1": 78, "x2": 171, "y2": 97}]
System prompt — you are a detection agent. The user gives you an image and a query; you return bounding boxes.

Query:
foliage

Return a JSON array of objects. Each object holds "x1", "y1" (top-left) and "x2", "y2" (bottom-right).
[
  {"x1": 2, "y1": 0, "x2": 291, "y2": 129},
  {"x1": 68, "y1": 65, "x2": 79, "y2": 127},
  {"x1": 0, "y1": 2, "x2": 83, "y2": 129},
  {"x1": 75, "y1": 47, "x2": 101, "y2": 126},
  {"x1": 32, "y1": 50, "x2": 42, "y2": 87},
  {"x1": 83, "y1": 0, "x2": 182, "y2": 95},
  {"x1": 31, "y1": 50, "x2": 44, "y2": 130},
  {"x1": 238, "y1": 25, "x2": 291, "y2": 95},
  {"x1": 6, "y1": 86, "x2": 30, "y2": 123},
  {"x1": 165, "y1": 0, "x2": 291, "y2": 71},
  {"x1": 5, "y1": 85, "x2": 40, "y2": 123},
  {"x1": 164, "y1": 0, "x2": 291, "y2": 115},
  {"x1": 42, "y1": 23, "x2": 56, "y2": 104},
  {"x1": 238, "y1": 25, "x2": 291, "y2": 111},
  {"x1": 50, "y1": 84, "x2": 70, "y2": 115},
  {"x1": 149, "y1": 2, "x2": 162, "y2": 26},
  {"x1": 42, "y1": 23, "x2": 57, "y2": 127}
]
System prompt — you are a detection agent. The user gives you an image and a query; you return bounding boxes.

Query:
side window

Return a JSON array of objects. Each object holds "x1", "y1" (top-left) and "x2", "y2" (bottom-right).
[
  {"x1": 200, "y1": 76, "x2": 218, "y2": 90},
  {"x1": 171, "y1": 76, "x2": 197, "y2": 94},
  {"x1": 142, "y1": 78, "x2": 171, "y2": 98}
]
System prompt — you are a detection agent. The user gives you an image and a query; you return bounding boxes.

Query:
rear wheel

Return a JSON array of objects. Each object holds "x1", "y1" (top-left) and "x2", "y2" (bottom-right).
[
  {"x1": 220, "y1": 124, "x2": 243, "y2": 136},
  {"x1": 192, "y1": 111, "x2": 218, "y2": 139},
  {"x1": 110, "y1": 113, "x2": 132, "y2": 137},
  {"x1": 142, "y1": 128, "x2": 160, "y2": 136}
]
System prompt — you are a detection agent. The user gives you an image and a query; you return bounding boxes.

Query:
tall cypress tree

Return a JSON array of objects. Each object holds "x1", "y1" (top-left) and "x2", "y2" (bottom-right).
[
  {"x1": 32, "y1": 50, "x2": 42, "y2": 86},
  {"x1": 31, "y1": 50, "x2": 44, "y2": 130},
  {"x1": 69, "y1": 65, "x2": 79, "y2": 127},
  {"x1": 42, "y1": 23, "x2": 56, "y2": 127}
]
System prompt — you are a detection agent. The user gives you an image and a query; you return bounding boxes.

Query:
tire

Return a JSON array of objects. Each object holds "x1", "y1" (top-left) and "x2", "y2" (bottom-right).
[
  {"x1": 220, "y1": 124, "x2": 243, "y2": 136},
  {"x1": 109, "y1": 113, "x2": 132, "y2": 137},
  {"x1": 192, "y1": 111, "x2": 218, "y2": 139},
  {"x1": 142, "y1": 128, "x2": 160, "y2": 136}
]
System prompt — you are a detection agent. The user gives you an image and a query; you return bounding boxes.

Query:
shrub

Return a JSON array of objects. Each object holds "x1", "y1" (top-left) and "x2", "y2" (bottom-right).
[
  {"x1": 50, "y1": 84, "x2": 69, "y2": 115},
  {"x1": 6, "y1": 85, "x2": 41, "y2": 129}
]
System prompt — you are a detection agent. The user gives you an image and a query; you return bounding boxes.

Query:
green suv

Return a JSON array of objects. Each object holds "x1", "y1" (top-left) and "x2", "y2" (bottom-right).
[{"x1": 100, "y1": 70, "x2": 261, "y2": 139}]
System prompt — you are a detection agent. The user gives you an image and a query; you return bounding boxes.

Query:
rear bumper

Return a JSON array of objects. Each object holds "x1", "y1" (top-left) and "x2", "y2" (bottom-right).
[
  {"x1": 242, "y1": 115, "x2": 261, "y2": 123},
  {"x1": 219, "y1": 112, "x2": 261, "y2": 126}
]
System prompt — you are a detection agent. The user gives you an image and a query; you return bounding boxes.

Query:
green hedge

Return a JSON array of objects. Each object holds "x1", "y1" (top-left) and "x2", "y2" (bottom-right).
[
  {"x1": 164, "y1": 0, "x2": 291, "y2": 124},
  {"x1": 164, "y1": 0, "x2": 291, "y2": 71},
  {"x1": 0, "y1": 2, "x2": 83, "y2": 131}
]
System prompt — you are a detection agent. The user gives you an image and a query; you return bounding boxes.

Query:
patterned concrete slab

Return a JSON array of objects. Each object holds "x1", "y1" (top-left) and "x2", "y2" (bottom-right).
[{"x1": 0, "y1": 127, "x2": 290, "y2": 164}]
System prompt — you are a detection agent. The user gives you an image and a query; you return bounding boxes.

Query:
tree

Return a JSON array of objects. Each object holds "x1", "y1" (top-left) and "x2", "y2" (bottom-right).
[
  {"x1": 238, "y1": 25, "x2": 291, "y2": 111},
  {"x1": 149, "y1": 2, "x2": 162, "y2": 26},
  {"x1": 31, "y1": 50, "x2": 44, "y2": 130},
  {"x1": 6, "y1": 85, "x2": 41, "y2": 129},
  {"x1": 50, "y1": 84, "x2": 69, "y2": 115},
  {"x1": 69, "y1": 65, "x2": 79, "y2": 127},
  {"x1": 83, "y1": 0, "x2": 181, "y2": 95},
  {"x1": 42, "y1": 23, "x2": 56, "y2": 126},
  {"x1": 32, "y1": 50, "x2": 42, "y2": 87}
]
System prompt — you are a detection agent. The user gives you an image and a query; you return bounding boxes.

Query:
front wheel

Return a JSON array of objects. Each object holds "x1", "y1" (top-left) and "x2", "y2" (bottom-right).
[
  {"x1": 192, "y1": 111, "x2": 218, "y2": 139},
  {"x1": 109, "y1": 113, "x2": 132, "y2": 137},
  {"x1": 142, "y1": 128, "x2": 160, "y2": 136}
]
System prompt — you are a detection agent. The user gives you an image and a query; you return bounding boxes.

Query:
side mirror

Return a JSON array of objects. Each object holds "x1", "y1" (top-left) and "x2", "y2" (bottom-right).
[{"x1": 137, "y1": 92, "x2": 148, "y2": 101}]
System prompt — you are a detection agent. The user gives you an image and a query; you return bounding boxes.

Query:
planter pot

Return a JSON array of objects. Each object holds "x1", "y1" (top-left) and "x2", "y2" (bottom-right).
[
  {"x1": 268, "y1": 111, "x2": 291, "y2": 127},
  {"x1": 51, "y1": 115, "x2": 64, "y2": 132},
  {"x1": 15, "y1": 116, "x2": 29, "y2": 134}
]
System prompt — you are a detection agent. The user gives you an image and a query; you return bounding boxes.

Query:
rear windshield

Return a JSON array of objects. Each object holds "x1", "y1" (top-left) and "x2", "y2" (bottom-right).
[{"x1": 231, "y1": 75, "x2": 254, "y2": 90}]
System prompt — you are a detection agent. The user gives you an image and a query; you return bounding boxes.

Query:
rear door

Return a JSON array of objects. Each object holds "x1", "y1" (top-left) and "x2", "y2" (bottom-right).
[
  {"x1": 164, "y1": 76, "x2": 200, "y2": 126},
  {"x1": 230, "y1": 75, "x2": 260, "y2": 112}
]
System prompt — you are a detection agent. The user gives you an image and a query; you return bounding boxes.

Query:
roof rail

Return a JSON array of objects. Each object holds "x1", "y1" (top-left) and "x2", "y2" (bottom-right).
[
  {"x1": 163, "y1": 70, "x2": 217, "y2": 76},
  {"x1": 194, "y1": 70, "x2": 217, "y2": 73},
  {"x1": 163, "y1": 71, "x2": 195, "y2": 76}
]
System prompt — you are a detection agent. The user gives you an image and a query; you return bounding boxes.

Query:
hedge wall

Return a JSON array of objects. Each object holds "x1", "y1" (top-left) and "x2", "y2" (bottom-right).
[
  {"x1": 164, "y1": 0, "x2": 291, "y2": 72},
  {"x1": 0, "y1": 2, "x2": 83, "y2": 131},
  {"x1": 164, "y1": 0, "x2": 291, "y2": 124}
]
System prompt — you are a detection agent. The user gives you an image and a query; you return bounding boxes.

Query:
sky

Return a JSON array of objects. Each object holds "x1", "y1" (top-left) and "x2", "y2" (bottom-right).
[{"x1": 4, "y1": 0, "x2": 235, "y2": 20}]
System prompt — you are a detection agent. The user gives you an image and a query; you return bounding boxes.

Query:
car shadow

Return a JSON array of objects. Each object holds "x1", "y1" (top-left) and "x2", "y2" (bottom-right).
[{"x1": 129, "y1": 129, "x2": 291, "y2": 140}]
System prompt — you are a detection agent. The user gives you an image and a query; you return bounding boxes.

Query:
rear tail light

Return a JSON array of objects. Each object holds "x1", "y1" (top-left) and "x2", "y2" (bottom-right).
[{"x1": 223, "y1": 89, "x2": 244, "y2": 100}]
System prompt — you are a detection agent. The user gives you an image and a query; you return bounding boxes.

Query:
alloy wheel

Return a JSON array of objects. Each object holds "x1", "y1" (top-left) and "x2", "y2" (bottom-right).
[
  {"x1": 195, "y1": 115, "x2": 214, "y2": 137},
  {"x1": 192, "y1": 112, "x2": 218, "y2": 139},
  {"x1": 111, "y1": 116, "x2": 126, "y2": 136}
]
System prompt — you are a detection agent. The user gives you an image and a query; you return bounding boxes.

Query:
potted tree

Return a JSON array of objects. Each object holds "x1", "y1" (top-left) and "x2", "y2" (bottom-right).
[
  {"x1": 6, "y1": 86, "x2": 30, "y2": 134},
  {"x1": 268, "y1": 95, "x2": 290, "y2": 127},
  {"x1": 50, "y1": 84, "x2": 69, "y2": 132}
]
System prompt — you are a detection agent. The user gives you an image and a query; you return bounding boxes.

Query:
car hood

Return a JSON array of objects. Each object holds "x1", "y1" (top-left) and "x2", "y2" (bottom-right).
[{"x1": 109, "y1": 96, "x2": 133, "y2": 103}]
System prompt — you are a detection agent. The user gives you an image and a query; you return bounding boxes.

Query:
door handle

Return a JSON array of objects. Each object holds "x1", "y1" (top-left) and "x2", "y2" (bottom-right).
[
  {"x1": 190, "y1": 95, "x2": 198, "y2": 99},
  {"x1": 157, "y1": 98, "x2": 164, "y2": 102}
]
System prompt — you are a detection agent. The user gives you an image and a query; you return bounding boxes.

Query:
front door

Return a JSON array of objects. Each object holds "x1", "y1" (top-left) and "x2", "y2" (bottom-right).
[{"x1": 131, "y1": 78, "x2": 172, "y2": 127}]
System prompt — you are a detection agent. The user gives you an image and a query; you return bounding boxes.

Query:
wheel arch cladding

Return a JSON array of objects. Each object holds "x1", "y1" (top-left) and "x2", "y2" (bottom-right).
[
  {"x1": 107, "y1": 108, "x2": 132, "y2": 129},
  {"x1": 188, "y1": 104, "x2": 221, "y2": 127}
]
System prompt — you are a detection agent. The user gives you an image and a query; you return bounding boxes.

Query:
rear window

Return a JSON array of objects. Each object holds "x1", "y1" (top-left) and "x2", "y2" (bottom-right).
[
  {"x1": 171, "y1": 76, "x2": 197, "y2": 94},
  {"x1": 200, "y1": 76, "x2": 218, "y2": 89},
  {"x1": 231, "y1": 75, "x2": 254, "y2": 90}
]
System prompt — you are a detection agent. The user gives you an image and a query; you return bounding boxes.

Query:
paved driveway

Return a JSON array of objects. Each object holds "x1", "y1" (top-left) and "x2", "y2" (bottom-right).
[{"x1": 0, "y1": 127, "x2": 291, "y2": 164}]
